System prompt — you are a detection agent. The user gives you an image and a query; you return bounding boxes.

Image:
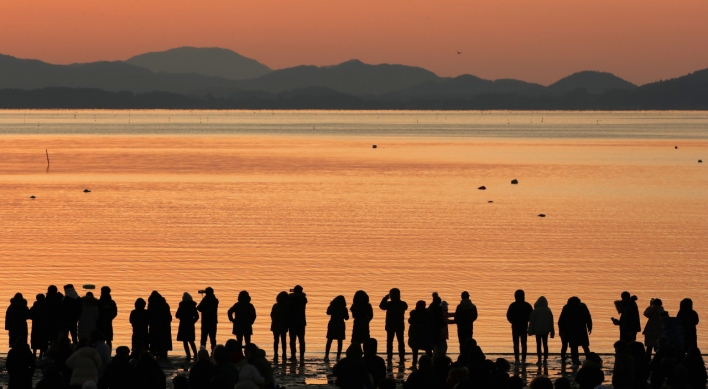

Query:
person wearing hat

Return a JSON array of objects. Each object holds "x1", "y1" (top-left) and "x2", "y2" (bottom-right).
[
  {"x1": 197, "y1": 287, "x2": 219, "y2": 351},
  {"x1": 287, "y1": 285, "x2": 308, "y2": 361}
]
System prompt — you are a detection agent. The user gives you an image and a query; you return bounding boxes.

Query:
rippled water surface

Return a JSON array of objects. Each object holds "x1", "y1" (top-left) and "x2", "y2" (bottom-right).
[{"x1": 1, "y1": 110, "x2": 707, "y2": 355}]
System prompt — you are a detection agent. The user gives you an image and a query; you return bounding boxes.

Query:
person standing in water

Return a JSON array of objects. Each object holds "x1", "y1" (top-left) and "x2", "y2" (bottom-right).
[
  {"x1": 676, "y1": 298, "x2": 699, "y2": 350},
  {"x1": 350, "y1": 290, "x2": 373, "y2": 345},
  {"x1": 611, "y1": 291, "x2": 640, "y2": 342},
  {"x1": 197, "y1": 287, "x2": 219, "y2": 351},
  {"x1": 506, "y1": 290, "x2": 533, "y2": 364},
  {"x1": 453, "y1": 291, "x2": 478, "y2": 353},
  {"x1": 558, "y1": 296, "x2": 593, "y2": 366},
  {"x1": 129, "y1": 298, "x2": 149, "y2": 355},
  {"x1": 97, "y1": 286, "x2": 118, "y2": 349},
  {"x1": 379, "y1": 288, "x2": 408, "y2": 361},
  {"x1": 227, "y1": 290, "x2": 257, "y2": 348},
  {"x1": 61, "y1": 284, "x2": 82, "y2": 344},
  {"x1": 287, "y1": 285, "x2": 308, "y2": 361},
  {"x1": 270, "y1": 291, "x2": 289, "y2": 359},
  {"x1": 324, "y1": 295, "x2": 349, "y2": 361},
  {"x1": 176, "y1": 292, "x2": 199, "y2": 360},
  {"x1": 527, "y1": 296, "x2": 554, "y2": 365}
]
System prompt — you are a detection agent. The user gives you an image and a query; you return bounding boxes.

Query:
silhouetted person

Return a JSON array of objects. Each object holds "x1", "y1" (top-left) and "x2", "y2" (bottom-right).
[
  {"x1": 350, "y1": 290, "x2": 373, "y2": 345},
  {"x1": 212, "y1": 345, "x2": 239, "y2": 388},
  {"x1": 407, "y1": 300, "x2": 433, "y2": 369},
  {"x1": 135, "y1": 351, "x2": 166, "y2": 389},
  {"x1": 681, "y1": 347, "x2": 706, "y2": 389},
  {"x1": 332, "y1": 343, "x2": 374, "y2": 389},
  {"x1": 574, "y1": 353, "x2": 604, "y2": 389},
  {"x1": 79, "y1": 292, "x2": 99, "y2": 340},
  {"x1": 97, "y1": 286, "x2": 118, "y2": 349},
  {"x1": 66, "y1": 339, "x2": 102, "y2": 387},
  {"x1": 628, "y1": 341, "x2": 649, "y2": 386},
  {"x1": 6, "y1": 342, "x2": 35, "y2": 389},
  {"x1": 379, "y1": 288, "x2": 408, "y2": 361},
  {"x1": 197, "y1": 287, "x2": 219, "y2": 351},
  {"x1": 243, "y1": 343, "x2": 272, "y2": 388},
  {"x1": 45, "y1": 285, "x2": 64, "y2": 346},
  {"x1": 325, "y1": 295, "x2": 349, "y2": 361},
  {"x1": 650, "y1": 342, "x2": 677, "y2": 389},
  {"x1": 438, "y1": 300, "x2": 453, "y2": 354},
  {"x1": 176, "y1": 292, "x2": 199, "y2": 360},
  {"x1": 528, "y1": 296, "x2": 554, "y2": 365},
  {"x1": 101, "y1": 345, "x2": 136, "y2": 389},
  {"x1": 189, "y1": 349, "x2": 216, "y2": 389},
  {"x1": 661, "y1": 311, "x2": 685, "y2": 357},
  {"x1": 403, "y1": 354, "x2": 436, "y2": 389},
  {"x1": 453, "y1": 291, "x2": 477, "y2": 352},
  {"x1": 611, "y1": 292, "x2": 641, "y2": 342},
  {"x1": 488, "y1": 357, "x2": 510, "y2": 389},
  {"x1": 643, "y1": 298, "x2": 665, "y2": 359},
  {"x1": 227, "y1": 290, "x2": 257, "y2": 348},
  {"x1": 6, "y1": 292, "x2": 29, "y2": 348},
  {"x1": 612, "y1": 340, "x2": 636, "y2": 389},
  {"x1": 676, "y1": 298, "x2": 699, "y2": 350},
  {"x1": 29, "y1": 293, "x2": 50, "y2": 357},
  {"x1": 428, "y1": 293, "x2": 444, "y2": 354},
  {"x1": 130, "y1": 298, "x2": 149, "y2": 355},
  {"x1": 147, "y1": 291, "x2": 173, "y2": 359},
  {"x1": 363, "y1": 338, "x2": 386, "y2": 388},
  {"x1": 506, "y1": 289, "x2": 533, "y2": 364},
  {"x1": 269, "y1": 291, "x2": 289, "y2": 359},
  {"x1": 558, "y1": 296, "x2": 592, "y2": 365},
  {"x1": 61, "y1": 284, "x2": 82, "y2": 344},
  {"x1": 287, "y1": 285, "x2": 308, "y2": 361}
]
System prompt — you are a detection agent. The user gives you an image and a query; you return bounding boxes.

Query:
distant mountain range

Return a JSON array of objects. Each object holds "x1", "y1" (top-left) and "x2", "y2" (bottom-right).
[{"x1": 0, "y1": 47, "x2": 706, "y2": 109}]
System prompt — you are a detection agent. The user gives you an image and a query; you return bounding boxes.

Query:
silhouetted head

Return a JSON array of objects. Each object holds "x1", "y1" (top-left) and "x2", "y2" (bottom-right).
[
  {"x1": 621, "y1": 291, "x2": 630, "y2": 300},
  {"x1": 11, "y1": 292, "x2": 24, "y2": 302},
  {"x1": 85, "y1": 292, "x2": 95, "y2": 300},
  {"x1": 584, "y1": 352, "x2": 603, "y2": 368},
  {"x1": 363, "y1": 338, "x2": 378, "y2": 356},
  {"x1": 345, "y1": 343, "x2": 363, "y2": 359},
  {"x1": 276, "y1": 291, "x2": 288, "y2": 305},
  {"x1": 330, "y1": 295, "x2": 346, "y2": 308},
  {"x1": 628, "y1": 341, "x2": 646, "y2": 359},
  {"x1": 134, "y1": 298, "x2": 146, "y2": 310},
  {"x1": 293, "y1": 285, "x2": 303, "y2": 293},
  {"x1": 462, "y1": 338, "x2": 477, "y2": 354},
  {"x1": 415, "y1": 300, "x2": 426, "y2": 310},
  {"x1": 441, "y1": 301, "x2": 449, "y2": 311},
  {"x1": 529, "y1": 376, "x2": 553, "y2": 389},
  {"x1": 182, "y1": 292, "x2": 193, "y2": 302},
  {"x1": 101, "y1": 286, "x2": 111, "y2": 296},
  {"x1": 651, "y1": 298, "x2": 663, "y2": 306},
  {"x1": 63, "y1": 284, "x2": 74, "y2": 291},
  {"x1": 148, "y1": 291, "x2": 161, "y2": 303},
  {"x1": 614, "y1": 340, "x2": 629, "y2": 354},
  {"x1": 418, "y1": 354, "x2": 432, "y2": 371},
  {"x1": 244, "y1": 343, "x2": 258, "y2": 358},
  {"x1": 238, "y1": 291, "x2": 250, "y2": 303},
  {"x1": 205, "y1": 287, "x2": 214, "y2": 296},
  {"x1": 197, "y1": 349, "x2": 210, "y2": 361},
  {"x1": 494, "y1": 357, "x2": 510, "y2": 373},
  {"x1": 35, "y1": 293, "x2": 45, "y2": 302},
  {"x1": 567, "y1": 296, "x2": 581, "y2": 306},
  {"x1": 115, "y1": 346, "x2": 131, "y2": 357},
  {"x1": 353, "y1": 290, "x2": 369, "y2": 305},
  {"x1": 514, "y1": 290, "x2": 525, "y2": 302},
  {"x1": 172, "y1": 375, "x2": 189, "y2": 389},
  {"x1": 212, "y1": 345, "x2": 229, "y2": 363},
  {"x1": 389, "y1": 288, "x2": 401, "y2": 301},
  {"x1": 554, "y1": 377, "x2": 571, "y2": 389},
  {"x1": 680, "y1": 298, "x2": 693, "y2": 311},
  {"x1": 534, "y1": 296, "x2": 548, "y2": 308},
  {"x1": 461, "y1": 291, "x2": 470, "y2": 300},
  {"x1": 225, "y1": 339, "x2": 240, "y2": 353},
  {"x1": 432, "y1": 292, "x2": 441, "y2": 305},
  {"x1": 47, "y1": 285, "x2": 58, "y2": 294}
]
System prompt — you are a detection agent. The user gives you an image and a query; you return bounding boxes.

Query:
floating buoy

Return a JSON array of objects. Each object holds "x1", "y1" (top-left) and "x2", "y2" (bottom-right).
[
  {"x1": 30, "y1": 196, "x2": 36, "y2": 199},
  {"x1": 511, "y1": 179, "x2": 518, "y2": 185},
  {"x1": 372, "y1": 145, "x2": 377, "y2": 149},
  {"x1": 538, "y1": 214, "x2": 546, "y2": 217},
  {"x1": 83, "y1": 284, "x2": 95, "y2": 290},
  {"x1": 84, "y1": 189, "x2": 91, "y2": 193},
  {"x1": 478, "y1": 186, "x2": 486, "y2": 190}
]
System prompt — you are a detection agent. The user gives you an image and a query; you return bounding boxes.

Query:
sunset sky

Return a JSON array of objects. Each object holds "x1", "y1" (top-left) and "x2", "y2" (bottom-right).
[{"x1": 1, "y1": 0, "x2": 707, "y2": 85}]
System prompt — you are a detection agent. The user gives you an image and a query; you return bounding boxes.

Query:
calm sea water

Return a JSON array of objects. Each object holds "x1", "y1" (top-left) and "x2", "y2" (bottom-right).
[{"x1": 0, "y1": 110, "x2": 707, "y2": 356}]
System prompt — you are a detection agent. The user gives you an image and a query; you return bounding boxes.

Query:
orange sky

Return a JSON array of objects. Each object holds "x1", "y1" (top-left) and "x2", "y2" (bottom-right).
[{"x1": 1, "y1": 0, "x2": 707, "y2": 85}]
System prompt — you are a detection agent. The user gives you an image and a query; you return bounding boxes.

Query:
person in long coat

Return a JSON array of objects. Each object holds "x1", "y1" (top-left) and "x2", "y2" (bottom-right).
[
  {"x1": 350, "y1": 290, "x2": 373, "y2": 345},
  {"x1": 29, "y1": 293, "x2": 50, "y2": 357},
  {"x1": 528, "y1": 296, "x2": 555, "y2": 365},
  {"x1": 6, "y1": 293, "x2": 30, "y2": 348},
  {"x1": 677, "y1": 298, "x2": 699, "y2": 350},
  {"x1": 147, "y1": 291, "x2": 173, "y2": 359},
  {"x1": 228, "y1": 290, "x2": 257, "y2": 348},
  {"x1": 6, "y1": 342, "x2": 35, "y2": 389},
  {"x1": 176, "y1": 292, "x2": 199, "y2": 360},
  {"x1": 611, "y1": 292, "x2": 641, "y2": 342},
  {"x1": 78, "y1": 292, "x2": 99, "y2": 341},
  {"x1": 558, "y1": 296, "x2": 592, "y2": 365},
  {"x1": 643, "y1": 298, "x2": 665, "y2": 358},
  {"x1": 130, "y1": 298, "x2": 149, "y2": 355},
  {"x1": 325, "y1": 295, "x2": 349, "y2": 361},
  {"x1": 407, "y1": 300, "x2": 433, "y2": 369},
  {"x1": 60, "y1": 284, "x2": 82, "y2": 344},
  {"x1": 44, "y1": 285, "x2": 64, "y2": 347},
  {"x1": 270, "y1": 291, "x2": 289, "y2": 359},
  {"x1": 97, "y1": 286, "x2": 118, "y2": 348}
]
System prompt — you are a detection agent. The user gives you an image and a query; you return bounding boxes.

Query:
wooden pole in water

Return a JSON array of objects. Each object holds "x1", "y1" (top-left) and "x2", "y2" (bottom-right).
[{"x1": 46, "y1": 149, "x2": 50, "y2": 172}]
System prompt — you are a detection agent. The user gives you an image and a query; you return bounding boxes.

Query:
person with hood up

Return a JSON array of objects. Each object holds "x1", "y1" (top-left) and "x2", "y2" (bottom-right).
[
  {"x1": 270, "y1": 291, "x2": 289, "y2": 359},
  {"x1": 676, "y1": 298, "x2": 699, "y2": 350},
  {"x1": 78, "y1": 292, "x2": 99, "y2": 340},
  {"x1": 453, "y1": 291, "x2": 478, "y2": 353},
  {"x1": 506, "y1": 289, "x2": 533, "y2": 364},
  {"x1": 528, "y1": 296, "x2": 555, "y2": 365},
  {"x1": 61, "y1": 284, "x2": 83, "y2": 344},
  {"x1": 287, "y1": 285, "x2": 308, "y2": 361},
  {"x1": 65, "y1": 340, "x2": 103, "y2": 387},
  {"x1": 196, "y1": 287, "x2": 219, "y2": 351},
  {"x1": 350, "y1": 290, "x2": 373, "y2": 345},
  {"x1": 407, "y1": 300, "x2": 433, "y2": 369},
  {"x1": 332, "y1": 343, "x2": 374, "y2": 389},
  {"x1": 643, "y1": 298, "x2": 665, "y2": 359},
  {"x1": 176, "y1": 292, "x2": 199, "y2": 360},
  {"x1": 228, "y1": 290, "x2": 257, "y2": 348},
  {"x1": 129, "y1": 298, "x2": 149, "y2": 355},
  {"x1": 6, "y1": 292, "x2": 30, "y2": 348},
  {"x1": 379, "y1": 288, "x2": 408, "y2": 361},
  {"x1": 96, "y1": 286, "x2": 118, "y2": 349},
  {"x1": 29, "y1": 293, "x2": 50, "y2": 358},
  {"x1": 558, "y1": 296, "x2": 592, "y2": 366},
  {"x1": 147, "y1": 290, "x2": 172, "y2": 359},
  {"x1": 45, "y1": 285, "x2": 64, "y2": 347},
  {"x1": 324, "y1": 295, "x2": 349, "y2": 361},
  {"x1": 611, "y1": 292, "x2": 641, "y2": 342},
  {"x1": 6, "y1": 342, "x2": 35, "y2": 389}
]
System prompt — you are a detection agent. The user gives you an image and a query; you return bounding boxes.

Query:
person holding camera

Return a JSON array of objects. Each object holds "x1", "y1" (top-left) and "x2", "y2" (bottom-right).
[
  {"x1": 197, "y1": 287, "x2": 219, "y2": 351},
  {"x1": 379, "y1": 288, "x2": 408, "y2": 361},
  {"x1": 287, "y1": 285, "x2": 308, "y2": 361}
]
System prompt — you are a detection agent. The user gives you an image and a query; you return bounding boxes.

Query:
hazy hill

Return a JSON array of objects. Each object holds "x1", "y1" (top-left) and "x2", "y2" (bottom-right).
[
  {"x1": 0, "y1": 54, "x2": 242, "y2": 94},
  {"x1": 126, "y1": 47, "x2": 271, "y2": 81},
  {"x1": 392, "y1": 74, "x2": 546, "y2": 99},
  {"x1": 236, "y1": 59, "x2": 440, "y2": 95},
  {"x1": 548, "y1": 71, "x2": 636, "y2": 95}
]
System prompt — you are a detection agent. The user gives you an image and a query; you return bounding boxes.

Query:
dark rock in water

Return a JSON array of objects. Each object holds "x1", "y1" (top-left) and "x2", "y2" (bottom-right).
[
  {"x1": 83, "y1": 284, "x2": 95, "y2": 290},
  {"x1": 538, "y1": 214, "x2": 546, "y2": 217},
  {"x1": 699, "y1": 160, "x2": 703, "y2": 163},
  {"x1": 488, "y1": 200, "x2": 493, "y2": 203},
  {"x1": 372, "y1": 145, "x2": 377, "y2": 149},
  {"x1": 30, "y1": 196, "x2": 36, "y2": 199},
  {"x1": 83, "y1": 189, "x2": 91, "y2": 193},
  {"x1": 478, "y1": 186, "x2": 486, "y2": 190},
  {"x1": 675, "y1": 146, "x2": 678, "y2": 149},
  {"x1": 511, "y1": 179, "x2": 518, "y2": 184}
]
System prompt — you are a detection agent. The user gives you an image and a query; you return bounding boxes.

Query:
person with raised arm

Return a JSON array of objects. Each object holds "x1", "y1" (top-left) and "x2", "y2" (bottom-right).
[{"x1": 379, "y1": 288, "x2": 408, "y2": 361}]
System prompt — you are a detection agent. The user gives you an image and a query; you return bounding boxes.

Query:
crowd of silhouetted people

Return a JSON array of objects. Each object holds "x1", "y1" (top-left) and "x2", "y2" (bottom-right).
[{"x1": 3, "y1": 284, "x2": 705, "y2": 389}]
